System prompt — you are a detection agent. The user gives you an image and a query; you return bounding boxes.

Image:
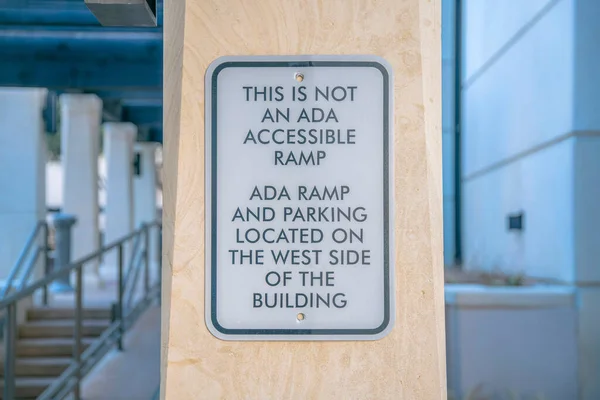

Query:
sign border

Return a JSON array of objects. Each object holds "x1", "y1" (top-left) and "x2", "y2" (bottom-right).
[{"x1": 205, "y1": 55, "x2": 395, "y2": 341}]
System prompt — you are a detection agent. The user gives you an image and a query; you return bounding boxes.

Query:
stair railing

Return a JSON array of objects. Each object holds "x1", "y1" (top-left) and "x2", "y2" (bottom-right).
[
  {"x1": 0, "y1": 221, "x2": 50, "y2": 302},
  {"x1": 0, "y1": 220, "x2": 162, "y2": 400}
]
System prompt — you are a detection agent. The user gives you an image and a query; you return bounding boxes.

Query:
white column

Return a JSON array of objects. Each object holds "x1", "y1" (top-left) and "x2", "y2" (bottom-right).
[
  {"x1": 133, "y1": 142, "x2": 159, "y2": 228},
  {"x1": 134, "y1": 143, "x2": 160, "y2": 277},
  {"x1": 0, "y1": 88, "x2": 47, "y2": 281},
  {"x1": 60, "y1": 94, "x2": 102, "y2": 278},
  {"x1": 103, "y1": 122, "x2": 136, "y2": 269}
]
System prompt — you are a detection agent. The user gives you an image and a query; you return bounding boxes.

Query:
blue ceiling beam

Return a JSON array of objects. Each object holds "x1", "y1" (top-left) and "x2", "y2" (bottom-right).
[
  {"x1": 0, "y1": 26, "x2": 162, "y2": 90},
  {"x1": 0, "y1": 0, "x2": 99, "y2": 26},
  {"x1": 0, "y1": 58, "x2": 162, "y2": 90},
  {"x1": 0, "y1": 26, "x2": 162, "y2": 54}
]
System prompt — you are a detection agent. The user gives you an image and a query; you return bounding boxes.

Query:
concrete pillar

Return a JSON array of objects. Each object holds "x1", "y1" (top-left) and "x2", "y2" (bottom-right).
[
  {"x1": 134, "y1": 142, "x2": 160, "y2": 280},
  {"x1": 103, "y1": 122, "x2": 136, "y2": 269},
  {"x1": 59, "y1": 94, "x2": 102, "y2": 279},
  {"x1": 162, "y1": 0, "x2": 446, "y2": 398},
  {"x1": 0, "y1": 88, "x2": 47, "y2": 281}
]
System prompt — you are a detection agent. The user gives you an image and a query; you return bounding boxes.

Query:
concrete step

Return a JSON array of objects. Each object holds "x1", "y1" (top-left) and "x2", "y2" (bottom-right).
[
  {"x1": 0, "y1": 377, "x2": 53, "y2": 399},
  {"x1": 19, "y1": 319, "x2": 110, "y2": 339},
  {"x1": 27, "y1": 307, "x2": 111, "y2": 321},
  {"x1": 17, "y1": 337, "x2": 95, "y2": 357},
  {"x1": 0, "y1": 357, "x2": 71, "y2": 377}
]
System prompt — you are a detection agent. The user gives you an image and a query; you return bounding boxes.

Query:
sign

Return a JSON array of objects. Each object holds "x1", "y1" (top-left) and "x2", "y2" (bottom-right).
[{"x1": 205, "y1": 55, "x2": 394, "y2": 341}]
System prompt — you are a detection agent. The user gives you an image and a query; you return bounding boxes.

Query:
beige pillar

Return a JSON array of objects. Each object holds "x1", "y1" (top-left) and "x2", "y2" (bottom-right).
[{"x1": 161, "y1": 1, "x2": 445, "y2": 399}]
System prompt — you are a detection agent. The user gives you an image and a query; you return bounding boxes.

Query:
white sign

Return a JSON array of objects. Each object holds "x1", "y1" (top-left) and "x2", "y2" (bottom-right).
[{"x1": 205, "y1": 55, "x2": 394, "y2": 341}]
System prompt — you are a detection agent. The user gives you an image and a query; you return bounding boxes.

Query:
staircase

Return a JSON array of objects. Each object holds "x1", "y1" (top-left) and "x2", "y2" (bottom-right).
[{"x1": 0, "y1": 307, "x2": 111, "y2": 399}]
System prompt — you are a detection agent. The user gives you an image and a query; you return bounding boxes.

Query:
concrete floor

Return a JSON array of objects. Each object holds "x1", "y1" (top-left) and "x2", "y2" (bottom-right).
[{"x1": 81, "y1": 305, "x2": 161, "y2": 400}]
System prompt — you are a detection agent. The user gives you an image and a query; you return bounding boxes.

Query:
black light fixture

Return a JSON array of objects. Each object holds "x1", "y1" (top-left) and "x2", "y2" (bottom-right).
[
  {"x1": 133, "y1": 153, "x2": 142, "y2": 176},
  {"x1": 43, "y1": 91, "x2": 59, "y2": 135},
  {"x1": 507, "y1": 212, "x2": 524, "y2": 231},
  {"x1": 85, "y1": 0, "x2": 157, "y2": 27}
]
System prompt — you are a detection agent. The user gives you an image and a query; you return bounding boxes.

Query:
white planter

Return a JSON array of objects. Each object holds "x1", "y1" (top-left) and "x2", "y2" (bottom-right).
[{"x1": 445, "y1": 284, "x2": 577, "y2": 400}]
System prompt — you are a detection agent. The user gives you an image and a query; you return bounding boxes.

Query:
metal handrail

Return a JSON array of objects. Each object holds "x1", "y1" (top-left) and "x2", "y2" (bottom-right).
[
  {"x1": 1, "y1": 220, "x2": 162, "y2": 400},
  {"x1": 0, "y1": 222, "x2": 157, "y2": 309},
  {"x1": 125, "y1": 232, "x2": 143, "y2": 280},
  {"x1": 124, "y1": 246, "x2": 145, "y2": 309},
  {"x1": 123, "y1": 235, "x2": 144, "y2": 294},
  {"x1": 0, "y1": 221, "x2": 48, "y2": 299},
  {"x1": 17, "y1": 246, "x2": 44, "y2": 291}
]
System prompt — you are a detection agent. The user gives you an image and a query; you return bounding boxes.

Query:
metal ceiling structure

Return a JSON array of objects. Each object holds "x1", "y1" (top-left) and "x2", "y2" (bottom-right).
[{"x1": 0, "y1": 0, "x2": 163, "y2": 142}]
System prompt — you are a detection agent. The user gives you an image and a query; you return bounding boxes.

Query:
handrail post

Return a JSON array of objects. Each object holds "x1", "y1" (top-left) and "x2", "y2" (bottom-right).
[
  {"x1": 73, "y1": 266, "x2": 83, "y2": 400},
  {"x1": 157, "y1": 224, "x2": 162, "y2": 305},
  {"x1": 42, "y1": 221, "x2": 49, "y2": 305},
  {"x1": 50, "y1": 214, "x2": 77, "y2": 293},
  {"x1": 4, "y1": 303, "x2": 17, "y2": 400},
  {"x1": 117, "y1": 244, "x2": 124, "y2": 351},
  {"x1": 143, "y1": 224, "x2": 150, "y2": 298}
]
